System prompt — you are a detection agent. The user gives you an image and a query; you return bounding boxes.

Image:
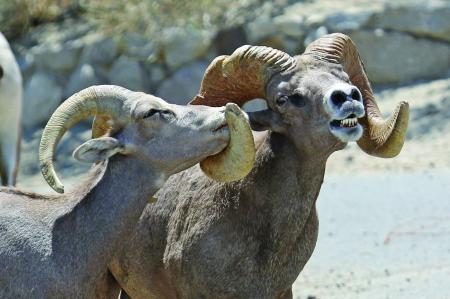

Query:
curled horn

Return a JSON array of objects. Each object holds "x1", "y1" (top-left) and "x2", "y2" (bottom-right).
[
  {"x1": 190, "y1": 45, "x2": 297, "y2": 107},
  {"x1": 304, "y1": 33, "x2": 409, "y2": 157},
  {"x1": 39, "y1": 85, "x2": 133, "y2": 193}
]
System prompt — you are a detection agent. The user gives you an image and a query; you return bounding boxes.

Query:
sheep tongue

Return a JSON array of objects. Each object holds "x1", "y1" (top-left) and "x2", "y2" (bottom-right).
[{"x1": 200, "y1": 103, "x2": 256, "y2": 182}]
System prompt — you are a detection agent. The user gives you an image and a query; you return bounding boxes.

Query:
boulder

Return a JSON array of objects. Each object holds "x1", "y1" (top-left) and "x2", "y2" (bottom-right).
[
  {"x1": 108, "y1": 56, "x2": 146, "y2": 92},
  {"x1": 156, "y1": 61, "x2": 208, "y2": 105},
  {"x1": 161, "y1": 27, "x2": 211, "y2": 70},
  {"x1": 273, "y1": 14, "x2": 306, "y2": 39},
  {"x1": 325, "y1": 11, "x2": 373, "y2": 32},
  {"x1": 118, "y1": 33, "x2": 156, "y2": 60},
  {"x1": 368, "y1": 2, "x2": 450, "y2": 42},
  {"x1": 349, "y1": 30, "x2": 450, "y2": 84},
  {"x1": 19, "y1": 125, "x2": 91, "y2": 177},
  {"x1": 65, "y1": 63, "x2": 102, "y2": 97},
  {"x1": 141, "y1": 62, "x2": 167, "y2": 89},
  {"x1": 30, "y1": 40, "x2": 83, "y2": 73},
  {"x1": 22, "y1": 72, "x2": 63, "y2": 128},
  {"x1": 245, "y1": 15, "x2": 277, "y2": 44},
  {"x1": 214, "y1": 26, "x2": 247, "y2": 55},
  {"x1": 304, "y1": 26, "x2": 328, "y2": 48},
  {"x1": 79, "y1": 34, "x2": 118, "y2": 66}
]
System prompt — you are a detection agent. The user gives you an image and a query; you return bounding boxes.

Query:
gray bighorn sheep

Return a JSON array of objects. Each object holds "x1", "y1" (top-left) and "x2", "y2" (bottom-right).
[
  {"x1": 0, "y1": 85, "x2": 254, "y2": 298},
  {"x1": 0, "y1": 32, "x2": 22, "y2": 186},
  {"x1": 108, "y1": 34, "x2": 410, "y2": 299}
]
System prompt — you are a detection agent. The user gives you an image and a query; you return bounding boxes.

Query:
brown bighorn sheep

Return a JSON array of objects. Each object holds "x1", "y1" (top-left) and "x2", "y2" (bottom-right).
[
  {"x1": 0, "y1": 32, "x2": 22, "y2": 186},
  {"x1": 0, "y1": 85, "x2": 254, "y2": 298},
  {"x1": 108, "y1": 34, "x2": 409, "y2": 299}
]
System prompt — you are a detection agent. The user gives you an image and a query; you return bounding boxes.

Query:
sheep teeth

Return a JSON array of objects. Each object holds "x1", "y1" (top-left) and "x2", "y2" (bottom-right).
[{"x1": 340, "y1": 118, "x2": 357, "y2": 127}]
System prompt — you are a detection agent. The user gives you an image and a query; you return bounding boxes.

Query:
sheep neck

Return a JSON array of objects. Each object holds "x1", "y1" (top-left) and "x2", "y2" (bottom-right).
[
  {"x1": 239, "y1": 131, "x2": 328, "y2": 256},
  {"x1": 50, "y1": 155, "x2": 164, "y2": 283}
]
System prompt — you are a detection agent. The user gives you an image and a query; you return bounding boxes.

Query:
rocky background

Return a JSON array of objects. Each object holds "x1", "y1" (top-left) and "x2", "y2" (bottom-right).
[
  {"x1": 3, "y1": 0, "x2": 449, "y2": 181},
  {"x1": 2, "y1": 0, "x2": 450, "y2": 298}
]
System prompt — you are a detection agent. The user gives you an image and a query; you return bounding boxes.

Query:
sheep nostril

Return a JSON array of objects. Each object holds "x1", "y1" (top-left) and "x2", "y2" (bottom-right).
[
  {"x1": 330, "y1": 90, "x2": 347, "y2": 106},
  {"x1": 351, "y1": 89, "x2": 361, "y2": 101}
]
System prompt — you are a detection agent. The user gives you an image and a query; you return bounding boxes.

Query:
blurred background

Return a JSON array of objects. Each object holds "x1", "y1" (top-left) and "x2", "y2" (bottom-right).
[{"x1": 1, "y1": 0, "x2": 449, "y2": 298}]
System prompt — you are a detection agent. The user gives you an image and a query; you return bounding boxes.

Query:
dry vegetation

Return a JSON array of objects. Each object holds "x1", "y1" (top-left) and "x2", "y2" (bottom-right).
[
  {"x1": 0, "y1": 0, "x2": 78, "y2": 38},
  {"x1": 0, "y1": 0, "x2": 292, "y2": 40}
]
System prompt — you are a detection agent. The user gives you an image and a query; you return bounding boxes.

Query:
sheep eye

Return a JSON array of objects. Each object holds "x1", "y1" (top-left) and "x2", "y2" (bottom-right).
[
  {"x1": 143, "y1": 109, "x2": 174, "y2": 120},
  {"x1": 289, "y1": 94, "x2": 306, "y2": 107},
  {"x1": 143, "y1": 109, "x2": 160, "y2": 119},
  {"x1": 0, "y1": 65, "x2": 3, "y2": 80},
  {"x1": 276, "y1": 96, "x2": 288, "y2": 106},
  {"x1": 160, "y1": 109, "x2": 174, "y2": 117}
]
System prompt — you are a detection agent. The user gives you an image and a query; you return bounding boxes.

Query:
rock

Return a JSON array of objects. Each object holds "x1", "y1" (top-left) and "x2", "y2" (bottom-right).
[
  {"x1": 304, "y1": 26, "x2": 329, "y2": 48},
  {"x1": 156, "y1": 61, "x2": 208, "y2": 105},
  {"x1": 325, "y1": 11, "x2": 373, "y2": 32},
  {"x1": 16, "y1": 53, "x2": 35, "y2": 81},
  {"x1": 30, "y1": 40, "x2": 83, "y2": 73},
  {"x1": 19, "y1": 128, "x2": 43, "y2": 176},
  {"x1": 368, "y1": 2, "x2": 450, "y2": 42},
  {"x1": 280, "y1": 36, "x2": 302, "y2": 56},
  {"x1": 55, "y1": 125, "x2": 92, "y2": 176},
  {"x1": 108, "y1": 56, "x2": 146, "y2": 92},
  {"x1": 214, "y1": 26, "x2": 247, "y2": 55},
  {"x1": 349, "y1": 30, "x2": 450, "y2": 84},
  {"x1": 118, "y1": 33, "x2": 156, "y2": 60},
  {"x1": 161, "y1": 27, "x2": 211, "y2": 70},
  {"x1": 65, "y1": 63, "x2": 102, "y2": 97},
  {"x1": 245, "y1": 15, "x2": 277, "y2": 44},
  {"x1": 19, "y1": 125, "x2": 91, "y2": 177},
  {"x1": 273, "y1": 14, "x2": 306, "y2": 39},
  {"x1": 22, "y1": 72, "x2": 63, "y2": 128},
  {"x1": 79, "y1": 34, "x2": 118, "y2": 66},
  {"x1": 142, "y1": 62, "x2": 167, "y2": 90}
]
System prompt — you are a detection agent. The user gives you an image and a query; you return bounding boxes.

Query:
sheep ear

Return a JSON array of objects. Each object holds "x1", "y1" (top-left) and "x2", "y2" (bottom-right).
[
  {"x1": 247, "y1": 109, "x2": 284, "y2": 132},
  {"x1": 73, "y1": 137, "x2": 127, "y2": 163}
]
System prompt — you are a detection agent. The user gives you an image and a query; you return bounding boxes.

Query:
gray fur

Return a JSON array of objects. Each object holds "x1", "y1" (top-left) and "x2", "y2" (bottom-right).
[
  {"x1": 109, "y1": 57, "x2": 373, "y2": 298},
  {"x1": 0, "y1": 99, "x2": 231, "y2": 298}
]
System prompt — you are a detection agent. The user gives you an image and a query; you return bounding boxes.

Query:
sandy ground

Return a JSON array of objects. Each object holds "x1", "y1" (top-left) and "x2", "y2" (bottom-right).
[
  {"x1": 15, "y1": 77, "x2": 450, "y2": 298},
  {"x1": 293, "y1": 170, "x2": 450, "y2": 299}
]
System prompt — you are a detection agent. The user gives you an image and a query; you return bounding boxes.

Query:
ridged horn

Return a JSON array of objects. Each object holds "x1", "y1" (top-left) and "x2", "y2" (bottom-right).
[
  {"x1": 92, "y1": 115, "x2": 112, "y2": 138},
  {"x1": 39, "y1": 85, "x2": 134, "y2": 193},
  {"x1": 304, "y1": 33, "x2": 409, "y2": 157},
  {"x1": 190, "y1": 45, "x2": 297, "y2": 107}
]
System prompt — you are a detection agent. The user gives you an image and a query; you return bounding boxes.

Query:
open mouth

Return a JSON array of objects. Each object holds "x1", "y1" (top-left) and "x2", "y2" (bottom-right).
[
  {"x1": 329, "y1": 113, "x2": 363, "y2": 142},
  {"x1": 330, "y1": 114, "x2": 359, "y2": 129}
]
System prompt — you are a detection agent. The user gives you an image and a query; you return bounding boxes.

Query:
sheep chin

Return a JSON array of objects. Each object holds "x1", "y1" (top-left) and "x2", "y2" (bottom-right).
[{"x1": 200, "y1": 103, "x2": 256, "y2": 182}]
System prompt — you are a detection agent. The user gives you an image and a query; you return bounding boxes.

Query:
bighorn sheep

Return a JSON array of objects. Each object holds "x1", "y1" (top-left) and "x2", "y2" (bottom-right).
[
  {"x1": 108, "y1": 33, "x2": 410, "y2": 299},
  {"x1": 0, "y1": 85, "x2": 254, "y2": 298},
  {"x1": 0, "y1": 32, "x2": 22, "y2": 186}
]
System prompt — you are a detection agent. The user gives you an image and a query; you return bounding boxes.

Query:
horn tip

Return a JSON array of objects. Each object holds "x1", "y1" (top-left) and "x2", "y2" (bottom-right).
[
  {"x1": 40, "y1": 161, "x2": 65, "y2": 193},
  {"x1": 53, "y1": 185, "x2": 65, "y2": 194}
]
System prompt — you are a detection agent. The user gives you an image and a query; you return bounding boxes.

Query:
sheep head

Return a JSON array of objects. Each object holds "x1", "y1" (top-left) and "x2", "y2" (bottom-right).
[
  {"x1": 191, "y1": 33, "x2": 409, "y2": 158},
  {"x1": 39, "y1": 85, "x2": 255, "y2": 193}
]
